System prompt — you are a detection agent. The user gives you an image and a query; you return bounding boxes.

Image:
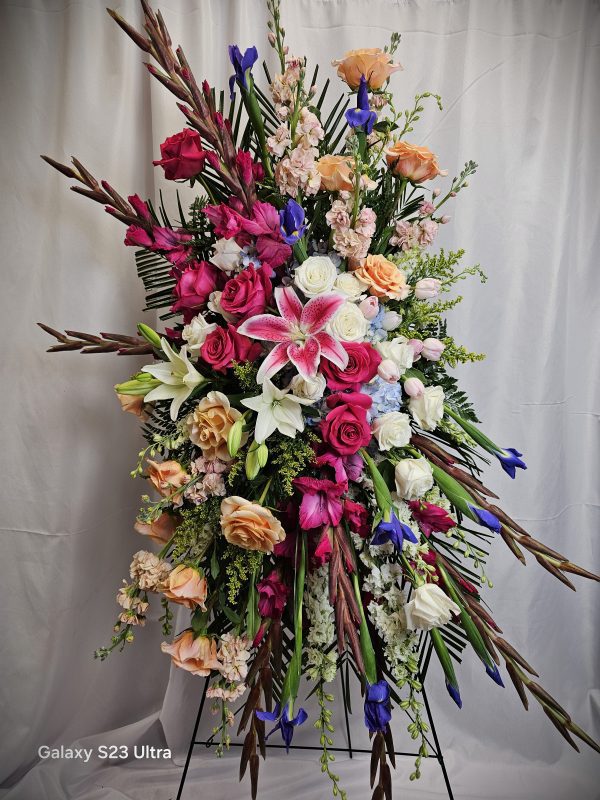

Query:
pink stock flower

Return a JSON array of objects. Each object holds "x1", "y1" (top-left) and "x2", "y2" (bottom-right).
[
  {"x1": 257, "y1": 570, "x2": 289, "y2": 618},
  {"x1": 240, "y1": 201, "x2": 292, "y2": 268},
  {"x1": 408, "y1": 500, "x2": 456, "y2": 538},
  {"x1": 293, "y1": 476, "x2": 346, "y2": 529},
  {"x1": 237, "y1": 286, "x2": 348, "y2": 383}
]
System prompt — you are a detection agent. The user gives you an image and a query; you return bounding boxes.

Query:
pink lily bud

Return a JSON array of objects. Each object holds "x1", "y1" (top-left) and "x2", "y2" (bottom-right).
[
  {"x1": 404, "y1": 377, "x2": 425, "y2": 398},
  {"x1": 440, "y1": 215, "x2": 451, "y2": 224},
  {"x1": 359, "y1": 296, "x2": 380, "y2": 320},
  {"x1": 414, "y1": 278, "x2": 441, "y2": 300},
  {"x1": 381, "y1": 310, "x2": 402, "y2": 331},
  {"x1": 408, "y1": 338, "x2": 424, "y2": 360},
  {"x1": 421, "y1": 337, "x2": 445, "y2": 361},
  {"x1": 378, "y1": 359, "x2": 400, "y2": 383}
]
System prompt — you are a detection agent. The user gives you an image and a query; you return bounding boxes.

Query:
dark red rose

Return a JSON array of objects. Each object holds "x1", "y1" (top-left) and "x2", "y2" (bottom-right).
[
  {"x1": 343, "y1": 499, "x2": 370, "y2": 538},
  {"x1": 257, "y1": 570, "x2": 289, "y2": 618},
  {"x1": 320, "y1": 342, "x2": 381, "y2": 391},
  {"x1": 153, "y1": 129, "x2": 208, "y2": 180},
  {"x1": 171, "y1": 261, "x2": 220, "y2": 316},
  {"x1": 320, "y1": 392, "x2": 372, "y2": 456},
  {"x1": 200, "y1": 323, "x2": 261, "y2": 372},
  {"x1": 220, "y1": 265, "x2": 273, "y2": 321}
]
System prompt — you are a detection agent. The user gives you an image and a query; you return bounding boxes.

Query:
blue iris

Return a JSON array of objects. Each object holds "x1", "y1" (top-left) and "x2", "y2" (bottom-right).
[
  {"x1": 228, "y1": 45, "x2": 258, "y2": 99},
  {"x1": 468, "y1": 505, "x2": 501, "y2": 533},
  {"x1": 371, "y1": 512, "x2": 418, "y2": 551},
  {"x1": 255, "y1": 704, "x2": 308, "y2": 752},
  {"x1": 364, "y1": 680, "x2": 392, "y2": 733},
  {"x1": 279, "y1": 199, "x2": 307, "y2": 245},
  {"x1": 485, "y1": 662, "x2": 505, "y2": 687},
  {"x1": 345, "y1": 75, "x2": 377, "y2": 135},
  {"x1": 445, "y1": 679, "x2": 462, "y2": 708},
  {"x1": 494, "y1": 447, "x2": 527, "y2": 479}
]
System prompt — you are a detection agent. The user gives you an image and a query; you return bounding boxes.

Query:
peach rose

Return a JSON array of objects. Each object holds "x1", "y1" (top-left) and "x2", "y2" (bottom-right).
[
  {"x1": 332, "y1": 48, "x2": 402, "y2": 90},
  {"x1": 116, "y1": 393, "x2": 147, "y2": 419},
  {"x1": 353, "y1": 254, "x2": 411, "y2": 300},
  {"x1": 185, "y1": 390, "x2": 245, "y2": 461},
  {"x1": 220, "y1": 496, "x2": 286, "y2": 553},
  {"x1": 316, "y1": 155, "x2": 354, "y2": 192},
  {"x1": 161, "y1": 564, "x2": 207, "y2": 610},
  {"x1": 134, "y1": 511, "x2": 180, "y2": 545},
  {"x1": 146, "y1": 459, "x2": 189, "y2": 503},
  {"x1": 386, "y1": 142, "x2": 444, "y2": 183},
  {"x1": 161, "y1": 631, "x2": 220, "y2": 676}
]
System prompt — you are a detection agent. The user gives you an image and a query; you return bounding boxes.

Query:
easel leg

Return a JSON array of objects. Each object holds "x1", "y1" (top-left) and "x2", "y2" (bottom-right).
[
  {"x1": 421, "y1": 683, "x2": 455, "y2": 800},
  {"x1": 176, "y1": 678, "x2": 209, "y2": 800}
]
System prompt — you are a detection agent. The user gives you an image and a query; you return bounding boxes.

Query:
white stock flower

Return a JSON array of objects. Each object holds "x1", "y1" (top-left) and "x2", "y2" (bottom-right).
[
  {"x1": 289, "y1": 373, "x2": 326, "y2": 401},
  {"x1": 241, "y1": 378, "x2": 312, "y2": 443},
  {"x1": 182, "y1": 315, "x2": 218, "y2": 357},
  {"x1": 394, "y1": 457, "x2": 433, "y2": 500},
  {"x1": 372, "y1": 411, "x2": 412, "y2": 451},
  {"x1": 294, "y1": 255, "x2": 338, "y2": 297},
  {"x1": 211, "y1": 238, "x2": 243, "y2": 272},
  {"x1": 326, "y1": 300, "x2": 369, "y2": 342},
  {"x1": 334, "y1": 271, "x2": 368, "y2": 301},
  {"x1": 408, "y1": 385, "x2": 444, "y2": 431},
  {"x1": 404, "y1": 583, "x2": 460, "y2": 631},
  {"x1": 142, "y1": 338, "x2": 207, "y2": 421},
  {"x1": 375, "y1": 336, "x2": 414, "y2": 376}
]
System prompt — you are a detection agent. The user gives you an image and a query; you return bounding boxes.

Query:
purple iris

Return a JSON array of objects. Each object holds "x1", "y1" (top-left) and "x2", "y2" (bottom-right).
[
  {"x1": 364, "y1": 680, "x2": 392, "y2": 733},
  {"x1": 228, "y1": 45, "x2": 258, "y2": 99},
  {"x1": 446, "y1": 679, "x2": 462, "y2": 708},
  {"x1": 485, "y1": 662, "x2": 504, "y2": 687},
  {"x1": 494, "y1": 447, "x2": 527, "y2": 479},
  {"x1": 468, "y1": 505, "x2": 501, "y2": 533},
  {"x1": 345, "y1": 75, "x2": 377, "y2": 135},
  {"x1": 255, "y1": 704, "x2": 308, "y2": 752},
  {"x1": 370, "y1": 512, "x2": 418, "y2": 551},
  {"x1": 279, "y1": 199, "x2": 307, "y2": 245}
]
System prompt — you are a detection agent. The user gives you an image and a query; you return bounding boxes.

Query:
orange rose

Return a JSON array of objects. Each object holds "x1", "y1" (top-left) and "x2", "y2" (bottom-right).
[
  {"x1": 161, "y1": 631, "x2": 220, "y2": 676},
  {"x1": 134, "y1": 511, "x2": 180, "y2": 545},
  {"x1": 316, "y1": 155, "x2": 354, "y2": 192},
  {"x1": 386, "y1": 142, "x2": 444, "y2": 183},
  {"x1": 161, "y1": 564, "x2": 207, "y2": 610},
  {"x1": 185, "y1": 390, "x2": 245, "y2": 461},
  {"x1": 353, "y1": 254, "x2": 411, "y2": 300},
  {"x1": 116, "y1": 393, "x2": 147, "y2": 419},
  {"x1": 220, "y1": 496, "x2": 286, "y2": 553},
  {"x1": 146, "y1": 459, "x2": 188, "y2": 502},
  {"x1": 332, "y1": 48, "x2": 402, "y2": 90}
]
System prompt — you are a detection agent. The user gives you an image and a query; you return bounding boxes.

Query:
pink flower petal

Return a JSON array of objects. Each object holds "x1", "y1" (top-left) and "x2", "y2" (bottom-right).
[
  {"x1": 300, "y1": 293, "x2": 346, "y2": 334},
  {"x1": 237, "y1": 314, "x2": 292, "y2": 342},
  {"x1": 287, "y1": 338, "x2": 321, "y2": 379},
  {"x1": 314, "y1": 331, "x2": 349, "y2": 370},
  {"x1": 275, "y1": 286, "x2": 303, "y2": 325},
  {"x1": 256, "y1": 342, "x2": 291, "y2": 383}
]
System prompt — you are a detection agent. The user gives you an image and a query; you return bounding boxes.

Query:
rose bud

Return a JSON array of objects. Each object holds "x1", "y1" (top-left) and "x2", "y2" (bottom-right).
[
  {"x1": 359, "y1": 296, "x2": 380, "y2": 320},
  {"x1": 381, "y1": 310, "x2": 402, "y2": 331},
  {"x1": 378, "y1": 359, "x2": 400, "y2": 383},
  {"x1": 408, "y1": 338, "x2": 424, "y2": 360},
  {"x1": 403, "y1": 377, "x2": 425, "y2": 398},
  {"x1": 414, "y1": 278, "x2": 441, "y2": 300},
  {"x1": 421, "y1": 337, "x2": 445, "y2": 361}
]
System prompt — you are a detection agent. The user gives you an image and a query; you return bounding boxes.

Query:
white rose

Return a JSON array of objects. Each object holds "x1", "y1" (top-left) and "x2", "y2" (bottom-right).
[
  {"x1": 394, "y1": 457, "x2": 433, "y2": 500},
  {"x1": 208, "y1": 291, "x2": 237, "y2": 323},
  {"x1": 294, "y1": 255, "x2": 337, "y2": 297},
  {"x1": 182, "y1": 315, "x2": 218, "y2": 357},
  {"x1": 375, "y1": 336, "x2": 414, "y2": 376},
  {"x1": 334, "y1": 271, "x2": 368, "y2": 301},
  {"x1": 404, "y1": 583, "x2": 460, "y2": 631},
  {"x1": 289, "y1": 373, "x2": 326, "y2": 401},
  {"x1": 408, "y1": 386, "x2": 444, "y2": 431},
  {"x1": 372, "y1": 412, "x2": 412, "y2": 451},
  {"x1": 211, "y1": 238, "x2": 243, "y2": 272},
  {"x1": 326, "y1": 301, "x2": 369, "y2": 342}
]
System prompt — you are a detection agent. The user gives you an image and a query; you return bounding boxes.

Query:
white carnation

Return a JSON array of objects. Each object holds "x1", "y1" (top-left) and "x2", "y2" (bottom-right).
[
  {"x1": 394, "y1": 457, "x2": 433, "y2": 500},
  {"x1": 371, "y1": 411, "x2": 412, "y2": 451},
  {"x1": 409, "y1": 385, "x2": 444, "y2": 431},
  {"x1": 294, "y1": 255, "x2": 337, "y2": 297},
  {"x1": 326, "y1": 301, "x2": 369, "y2": 342}
]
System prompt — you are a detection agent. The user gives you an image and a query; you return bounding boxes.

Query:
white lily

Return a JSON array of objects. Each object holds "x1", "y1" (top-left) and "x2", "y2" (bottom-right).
[
  {"x1": 141, "y1": 337, "x2": 207, "y2": 421},
  {"x1": 241, "y1": 378, "x2": 312, "y2": 443}
]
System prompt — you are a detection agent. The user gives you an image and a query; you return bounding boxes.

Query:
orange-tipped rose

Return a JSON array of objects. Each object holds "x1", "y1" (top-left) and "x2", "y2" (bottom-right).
[
  {"x1": 220, "y1": 496, "x2": 286, "y2": 553},
  {"x1": 354, "y1": 254, "x2": 411, "y2": 300},
  {"x1": 146, "y1": 459, "x2": 189, "y2": 501},
  {"x1": 332, "y1": 48, "x2": 402, "y2": 90},
  {"x1": 161, "y1": 631, "x2": 220, "y2": 676},
  {"x1": 185, "y1": 390, "x2": 245, "y2": 462},
  {"x1": 161, "y1": 564, "x2": 207, "y2": 610},
  {"x1": 134, "y1": 511, "x2": 180, "y2": 545},
  {"x1": 386, "y1": 142, "x2": 444, "y2": 183},
  {"x1": 316, "y1": 155, "x2": 354, "y2": 192}
]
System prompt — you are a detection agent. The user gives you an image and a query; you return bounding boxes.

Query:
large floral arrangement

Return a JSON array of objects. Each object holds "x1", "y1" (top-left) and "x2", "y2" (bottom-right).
[{"x1": 40, "y1": 1, "x2": 598, "y2": 798}]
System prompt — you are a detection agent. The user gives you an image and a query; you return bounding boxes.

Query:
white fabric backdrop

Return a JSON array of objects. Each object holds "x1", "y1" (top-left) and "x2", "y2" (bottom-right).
[{"x1": 1, "y1": 0, "x2": 599, "y2": 798}]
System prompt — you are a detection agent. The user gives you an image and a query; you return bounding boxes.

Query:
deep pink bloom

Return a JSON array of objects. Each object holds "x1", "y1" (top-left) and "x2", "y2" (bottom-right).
[
  {"x1": 153, "y1": 129, "x2": 208, "y2": 180},
  {"x1": 238, "y1": 286, "x2": 348, "y2": 382},
  {"x1": 220, "y1": 264, "x2": 273, "y2": 321},
  {"x1": 320, "y1": 341, "x2": 381, "y2": 391},
  {"x1": 312, "y1": 528, "x2": 333, "y2": 566},
  {"x1": 257, "y1": 570, "x2": 289, "y2": 618},
  {"x1": 343, "y1": 499, "x2": 370, "y2": 538},
  {"x1": 124, "y1": 225, "x2": 153, "y2": 248},
  {"x1": 421, "y1": 551, "x2": 478, "y2": 595},
  {"x1": 240, "y1": 201, "x2": 291, "y2": 268},
  {"x1": 321, "y1": 392, "x2": 372, "y2": 456},
  {"x1": 315, "y1": 447, "x2": 364, "y2": 484},
  {"x1": 200, "y1": 324, "x2": 261, "y2": 372},
  {"x1": 408, "y1": 500, "x2": 457, "y2": 538},
  {"x1": 293, "y1": 476, "x2": 346, "y2": 529},
  {"x1": 235, "y1": 149, "x2": 264, "y2": 184},
  {"x1": 152, "y1": 226, "x2": 193, "y2": 267},
  {"x1": 203, "y1": 202, "x2": 246, "y2": 239},
  {"x1": 128, "y1": 194, "x2": 152, "y2": 221},
  {"x1": 171, "y1": 260, "x2": 220, "y2": 315}
]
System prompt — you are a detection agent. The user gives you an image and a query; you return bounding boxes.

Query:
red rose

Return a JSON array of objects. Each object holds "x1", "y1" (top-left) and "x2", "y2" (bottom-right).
[
  {"x1": 153, "y1": 129, "x2": 208, "y2": 180},
  {"x1": 220, "y1": 265, "x2": 273, "y2": 322},
  {"x1": 320, "y1": 392, "x2": 372, "y2": 456},
  {"x1": 320, "y1": 342, "x2": 381, "y2": 391},
  {"x1": 200, "y1": 324, "x2": 261, "y2": 372},
  {"x1": 171, "y1": 261, "x2": 220, "y2": 316},
  {"x1": 343, "y1": 499, "x2": 370, "y2": 538}
]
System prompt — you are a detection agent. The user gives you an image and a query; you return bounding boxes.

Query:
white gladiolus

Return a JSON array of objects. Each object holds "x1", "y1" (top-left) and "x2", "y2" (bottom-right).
[
  {"x1": 372, "y1": 412, "x2": 412, "y2": 451},
  {"x1": 394, "y1": 457, "x2": 433, "y2": 500},
  {"x1": 404, "y1": 583, "x2": 460, "y2": 631},
  {"x1": 294, "y1": 255, "x2": 338, "y2": 297},
  {"x1": 408, "y1": 385, "x2": 444, "y2": 431}
]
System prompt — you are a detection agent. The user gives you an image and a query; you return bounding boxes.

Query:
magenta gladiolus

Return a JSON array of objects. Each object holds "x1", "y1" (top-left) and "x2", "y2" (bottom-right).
[{"x1": 293, "y1": 476, "x2": 346, "y2": 529}]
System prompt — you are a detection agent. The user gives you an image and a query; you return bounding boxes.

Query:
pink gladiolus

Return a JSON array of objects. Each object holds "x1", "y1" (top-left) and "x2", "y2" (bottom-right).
[
  {"x1": 315, "y1": 447, "x2": 364, "y2": 484},
  {"x1": 293, "y1": 476, "x2": 346, "y2": 529},
  {"x1": 240, "y1": 201, "x2": 291, "y2": 268},
  {"x1": 312, "y1": 528, "x2": 333, "y2": 566},
  {"x1": 257, "y1": 570, "x2": 289, "y2": 618},
  {"x1": 203, "y1": 202, "x2": 245, "y2": 239},
  {"x1": 408, "y1": 500, "x2": 456, "y2": 538}
]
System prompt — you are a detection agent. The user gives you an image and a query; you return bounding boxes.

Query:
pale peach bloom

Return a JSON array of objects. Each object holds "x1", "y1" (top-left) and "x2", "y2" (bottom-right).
[
  {"x1": 355, "y1": 206, "x2": 377, "y2": 238},
  {"x1": 267, "y1": 124, "x2": 292, "y2": 157},
  {"x1": 295, "y1": 108, "x2": 324, "y2": 149},
  {"x1": 325, "y1": 199, "x2": 352, "y2": 230},
  {"x1": 316, "y1": 154, "x2": 354, "y2": 192},
  {"x1": 161, "y1": 631, "x2": 220, "y2": 677},
  {"x1": 354, "y1": 254, "x2": 411, "y2": 300},
  {"x1": 333, "y1": 228, "x2": 370, "y2": 260},
  {"x1": 332, "y1": 48, "x2": 402, "y2": 90},
  {"x1": 386, "y1": 141, "x2": 445, "y2": 183},
  {"x1": 129, "y1": 550, "x2": 172, "y2": 590},
  {"x1": 275, "y1": 146, "x2": 321, "y2": 196},
  {"x1": 116, "y1": 393, "x2": 147, "y2": 419},
  {"x1": 134, "y1": 511, "x2": 180, "y2": 546},
  {"x1": 185, "y1": 391, "x2": 245, "y2": 461},
  {"x1": 162, "y1": 564, "x2": 207, "y2": 610},
  {"x1": 146, "y1": 460, "x2": 189, "y2": 503},
  {"x1": 220, "y1": 496, "x2": 286, "y2": 553}
]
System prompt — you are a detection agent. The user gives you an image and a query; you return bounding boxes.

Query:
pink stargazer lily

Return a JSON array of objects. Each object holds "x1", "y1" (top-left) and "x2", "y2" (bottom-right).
[{"x1": 237, "y1": 286, "x2": 349, "y2": 383}]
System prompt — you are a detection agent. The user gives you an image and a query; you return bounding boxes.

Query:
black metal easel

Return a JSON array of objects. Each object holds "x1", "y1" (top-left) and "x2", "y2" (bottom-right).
[{"x1": 175, "y1": 637, "x2": 455, "y2": 800}]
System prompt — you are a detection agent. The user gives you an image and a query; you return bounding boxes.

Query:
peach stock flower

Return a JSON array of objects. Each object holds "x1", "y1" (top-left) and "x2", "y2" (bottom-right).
[
  {"x1": 385, "y1": 142, "x2": 444, "y2": 183},
  {"x1": 161, "y1": 564, "x2": 208, "y2": 610},
  {"x1": 146, "y1": 459, "x2": 189, "y2": 503},
  {"x1": 220, "y1": 496, "x2": 286, "y2": 553},
  {"x1": 134, "y1": 511, "x2": 180, "y2": 545},
  {"x1": 316, "y1": 155, "x2": 354, "y2": 192},
  {"x1": 161, "y1": 631, "x2": 220, "y2": 676},
  {"x1": 185, "y1": 390, "x2": 245, "y2": 461},
  {"x1": 332, "y1": 48, "x2": 402, "y2": 90},
  {"x1": 354, "y1": 254, "x2": 411, "y2": 300}
]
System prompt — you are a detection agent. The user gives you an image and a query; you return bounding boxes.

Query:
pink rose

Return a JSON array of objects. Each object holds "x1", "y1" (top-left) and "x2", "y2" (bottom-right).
[
  {"x1": 359, "y1": 296, "x2": 380, "y2": 320},
  {"x1": 171, "y1": 261, "x2": 220, "y2": 316},
  {"x1": 200, "y1": 324, "x2": 261, "y2": 373},
  {"x1": 321, "y1": 392, "x2": 372, "y2": 456},
  {"x1": 153, "y1": 129, "x2": 208, "y2": 180},
  {"x1": 257, "y1": 570, "x2": 289, "y2": 618},
  {"x1": 421, "y1": 337, "x2": 445, "y2": 361},
  {"x1": 320, "y1": 341, "x2": 381, "y2": 391},
  {"x1": 219, "y1": 265, "x2": 273, "y2": 322}
]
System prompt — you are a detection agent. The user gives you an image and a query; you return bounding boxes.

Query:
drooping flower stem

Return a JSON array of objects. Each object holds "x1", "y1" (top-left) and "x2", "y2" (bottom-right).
[{"x1": 281, "y1": 533, "x2": 307, "y2": 715}]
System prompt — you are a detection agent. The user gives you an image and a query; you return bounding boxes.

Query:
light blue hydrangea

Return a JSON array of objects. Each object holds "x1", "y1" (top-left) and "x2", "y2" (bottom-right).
[{"x1": 363, "y1": 377, "x2": 404, "y2": 417}]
